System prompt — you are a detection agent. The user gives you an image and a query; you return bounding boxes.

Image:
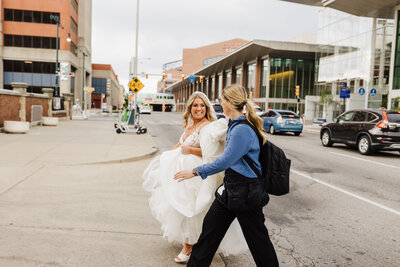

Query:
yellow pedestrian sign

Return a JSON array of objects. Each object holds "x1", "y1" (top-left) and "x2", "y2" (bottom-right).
[{"x1": 128, "y1": 77, "x2": 144, "y2": 94}]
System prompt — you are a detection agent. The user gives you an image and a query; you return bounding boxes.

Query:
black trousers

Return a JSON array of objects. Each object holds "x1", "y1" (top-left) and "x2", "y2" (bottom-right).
[{"x1": 187, "y1": 199, "x2": 279, "y2": 267}]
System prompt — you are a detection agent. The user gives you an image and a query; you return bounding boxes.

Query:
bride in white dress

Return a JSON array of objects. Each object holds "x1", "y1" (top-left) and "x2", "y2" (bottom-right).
[{"x1": 142, "y1": 92, "x2": 247, "y2": 263}]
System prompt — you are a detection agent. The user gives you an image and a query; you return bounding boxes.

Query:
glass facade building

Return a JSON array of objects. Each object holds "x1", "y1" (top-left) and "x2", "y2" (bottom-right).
[{"x1": 315, "y1": 8, "x2": 393, "y2": 117}]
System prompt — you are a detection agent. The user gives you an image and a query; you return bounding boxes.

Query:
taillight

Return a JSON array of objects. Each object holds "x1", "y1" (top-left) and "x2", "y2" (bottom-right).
[
  {"x1": 300, "y1": 117, "x2": 303, "y2": 124},
  {"x1": 277, "y1": 116, "x2": 283, "y2": 124},
  {"x1": 376, "y1": 112, "x2": 389, "y2": 128}
]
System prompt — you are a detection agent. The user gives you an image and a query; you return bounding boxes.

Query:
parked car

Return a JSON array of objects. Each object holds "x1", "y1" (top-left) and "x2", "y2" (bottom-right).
[
  {"x1": 313, "y1": 118, "x2": 327, "y2": 125},
  {"x1": 140, "y1": 105, "x2": 151, "y2": 114},
  {"x1": 320, "y1": 109, "x2": 400, "y2": 155},
  {"x1": 212, "y1": 103, "x2": 225, "y2": 119},
  {"x1": 261, "y1": 109, "x2": 303, "y2": 136}
]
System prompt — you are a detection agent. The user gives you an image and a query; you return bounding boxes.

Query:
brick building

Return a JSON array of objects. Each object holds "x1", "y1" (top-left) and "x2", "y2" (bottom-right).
[
  {"x1": 91, "y1": 64, "x2": 123, "y2": 110},
  {"x1": 158, "y1": 38, "x2": 248, "y2": 93},
  {"x1": 0, "y1": 0, "x2": 92, "y2": 107}
]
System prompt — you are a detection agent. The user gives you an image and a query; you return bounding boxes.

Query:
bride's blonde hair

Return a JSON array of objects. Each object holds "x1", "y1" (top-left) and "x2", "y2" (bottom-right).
[
  {"x1": 182, "y1": 92, "x2": 216, "y2": 128},
  {"x1": 222, "y1": 84, "x2": 266, "y2": 143}
]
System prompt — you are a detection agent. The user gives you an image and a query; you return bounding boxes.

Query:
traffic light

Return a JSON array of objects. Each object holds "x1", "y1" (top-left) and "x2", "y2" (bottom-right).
[
  {"x1": 199, "y1": 76, "x2": 203, "y2": 83},
  {"x1": 249, "y1": 91, "x2": 253, "y2": 99},
  {"x1": 162, "y1": 72, "x2": 166, "y2": 79},
  {"x1": 295, "y1": 85, "x2": 300, "y2": 97},
  {"x1": 181, "y1": 74, "x2": 185, "y2": 81},
  {"x1": 145, "y1": 72, "x2": 149, "y2": 79}
]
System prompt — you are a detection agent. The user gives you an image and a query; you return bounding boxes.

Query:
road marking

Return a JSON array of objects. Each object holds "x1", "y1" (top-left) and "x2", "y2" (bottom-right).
[
  {"x1": 329, "y1": 151, "x2": 400, "y2": 169},
  {"x1": 291, "y1": 169, "x2": 400, "y2": 216}
]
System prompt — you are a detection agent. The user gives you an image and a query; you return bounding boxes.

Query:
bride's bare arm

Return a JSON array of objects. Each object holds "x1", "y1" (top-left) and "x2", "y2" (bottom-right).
[{"x1": 181, "y1": 146, "x2": 202, "y2": 157}]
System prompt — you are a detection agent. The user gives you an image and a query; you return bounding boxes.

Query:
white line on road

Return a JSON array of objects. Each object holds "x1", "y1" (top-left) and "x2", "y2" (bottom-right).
[
  {"x1": 291, "y1": 169, "x2": 400, "y2": 216},
  {"x1": 329, "y1": 151, "x2": 400, "y2": 170}
]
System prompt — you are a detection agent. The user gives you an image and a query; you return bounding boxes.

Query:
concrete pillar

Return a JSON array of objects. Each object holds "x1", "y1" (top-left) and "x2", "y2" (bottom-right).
[
  {"x1": 255, "y1": 57, "x2": 262, "y2": 99},
  {"x1": 42, "y1": 88, "x2": 55, "y2": 117},
  {"x1": 11, "y1": 82, "x2": 28, "y2": 121},
  {"x1": 63, "y1": 92, "x2": 74, "y2": 119}
]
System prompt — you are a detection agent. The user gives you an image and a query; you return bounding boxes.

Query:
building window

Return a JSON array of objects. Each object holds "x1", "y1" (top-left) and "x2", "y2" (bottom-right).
[
  {"x1": 235, "y1": 68, "x2": 242, "y2": 85},
  {"x1": 225, "y1": 72, "x2": 231, "y2": 87},
  {"x1": 4, "y1": 9, "x2": 59, "y2": 24},
  {"x1": 92, "y1": 78, "x2": 107, "y2": 95},
  {"x1": 4, "y1": 34, "x2": 57, "y2": 49},
  {"x1": 70, "y1": 41, "x2": 78, "y2": 56},
  {"x1": 71, "y1": 0, "x2": 78, "y2": 13},
  {"x1": 70, "y1": 17, "x2": 78, "y2": 33},
  {"x1": 247, "y1": 63, "x2": 256, "y2": 95},
  {"x1": 260, "y1": 58, "x2": 269, "y2": 98},
  {"x1": 3, "y1": 60, "x2": 56, "y2": 74}
]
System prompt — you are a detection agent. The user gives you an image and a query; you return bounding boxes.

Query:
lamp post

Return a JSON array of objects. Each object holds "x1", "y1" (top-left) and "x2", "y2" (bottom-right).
[
  {"x1": 50, "y1": 15, "x2": 60, "y2": 98},
  {"x1": 82, "y1": 51, "x2": 88, "y2": 118}
]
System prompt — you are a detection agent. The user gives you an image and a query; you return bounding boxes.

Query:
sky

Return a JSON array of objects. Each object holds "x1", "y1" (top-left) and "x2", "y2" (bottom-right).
[{"x1": 92, "y1": 0, "x2": 321, "y2": 94}]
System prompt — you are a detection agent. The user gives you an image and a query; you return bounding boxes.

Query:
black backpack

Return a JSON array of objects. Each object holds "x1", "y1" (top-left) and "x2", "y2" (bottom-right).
[{"x1": 232, "y1": 120, "x2": 291, "y2": 196}]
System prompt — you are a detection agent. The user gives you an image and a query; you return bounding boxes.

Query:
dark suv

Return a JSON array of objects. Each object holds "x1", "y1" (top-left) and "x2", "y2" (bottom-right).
[
  {"x1": 212, "y1": 104, "x2": 225, "y2": 119},
  {"x1": 320, "y1": 109, "x2": 400, "y2": 155}
]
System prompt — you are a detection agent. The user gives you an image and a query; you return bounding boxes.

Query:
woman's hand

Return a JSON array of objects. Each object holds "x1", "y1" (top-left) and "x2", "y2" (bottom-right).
[
  {"x1": 180, "y1": 145, "x2": 192, "y2": 155},
  {"x1": 174, "y1": 170, "x2": 195, "y2": 182}
]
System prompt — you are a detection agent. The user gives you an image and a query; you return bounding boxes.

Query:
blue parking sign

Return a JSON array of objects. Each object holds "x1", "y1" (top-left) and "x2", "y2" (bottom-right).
[
  {"x1": 370, "y1": 88, "x2": 377, "y2": 96},
  {"x1": 340, "y1": 88, "x2": 350, "y2": 98}
]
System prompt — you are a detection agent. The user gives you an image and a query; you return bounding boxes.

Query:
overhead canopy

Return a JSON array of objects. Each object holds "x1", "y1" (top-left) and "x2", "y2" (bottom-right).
[
  {"x1": 282, "y1": 0, "x2": 400, "y2": 19},
  {"x1": 167, "y1": 40, "x2": 324, "y2": 92}
]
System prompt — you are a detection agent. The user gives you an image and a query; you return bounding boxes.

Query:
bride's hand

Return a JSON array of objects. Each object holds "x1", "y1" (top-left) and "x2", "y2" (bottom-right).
[
  {"x1": 180, "y1": 145, "x2": 191, "y2": 155},
  {"x1": 174, "y1": 170, "x2": 195, "y2": 182}
]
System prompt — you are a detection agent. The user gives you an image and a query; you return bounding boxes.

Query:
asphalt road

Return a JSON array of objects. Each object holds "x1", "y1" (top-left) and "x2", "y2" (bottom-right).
[{"x1": 142, "y1": 112, "x2": 400, "y2": 267}]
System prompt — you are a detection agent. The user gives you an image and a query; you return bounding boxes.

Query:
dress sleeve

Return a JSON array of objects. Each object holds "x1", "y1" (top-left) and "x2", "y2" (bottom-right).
[{"x1": 199, "y1": 119, "x2": 227, "y2": 161}]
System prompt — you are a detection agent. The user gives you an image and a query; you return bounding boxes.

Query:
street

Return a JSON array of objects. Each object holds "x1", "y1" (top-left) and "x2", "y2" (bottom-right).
[{"x1": 142, "y1": 112, "x2": 400, "y2": 267}]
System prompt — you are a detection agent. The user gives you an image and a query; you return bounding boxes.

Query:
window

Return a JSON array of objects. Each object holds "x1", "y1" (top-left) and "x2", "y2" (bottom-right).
[
  {"x1": 4, "y1": 35, "x2": 12, "y2": 46},
  {"x1": 353, "y1": 111, "x2": 367, "y2": 122},
  {"x1": 33, "y1": 11, "x2": 42, "y2": 23},
  {"x1": 2, "y1": 9, "x2": 60, "y2": 24},
  {"x1": 338, "y1": 112, "x2": 355, "y2": 122},
  {"x1": 367, "y1": 112, "x2": 379, "y2": 122},
  {"x1": 23, "y1": 36, "x2": 32, "y2": 47},
  {"x1": 33, "y1": 36, "x2": 41, "y2": 48},
  {"x1": 14, "y1": 10, "x2": 23, "y2": 21},
  {"x1": 3, "y1": 60, "x2": 56, "y2": 74},
  {"x1": 4, "y1": 9, "x2": 13, "y2": 21},
  {"x1": 23, "y1": 10, "x2": 33, "y2": 22},
  {"x1": 70, "y1": 17, "x2": 78, "y2": 33},
  {"x1": 42, "y1": 37, "x2": 50, "y2": 48},
  {"x1": 267, "y1": 111, "x2": 276, "y2": 117},
  {"x1": 14, "y1": 35, "x2": 23, "y2": 47},
  {"x1": 71, "y1": 0, "x2": 78, "y2": 13}
]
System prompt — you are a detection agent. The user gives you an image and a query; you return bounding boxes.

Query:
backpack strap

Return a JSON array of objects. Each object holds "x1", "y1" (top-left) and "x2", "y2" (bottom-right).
[{"x1": 230, "y1": 120, "x2": 263, "y2": 179}]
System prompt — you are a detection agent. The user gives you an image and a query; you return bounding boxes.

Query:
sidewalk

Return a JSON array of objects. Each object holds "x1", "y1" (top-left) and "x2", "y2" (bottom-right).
[{"x1": 0, "y1": 119, "x2": 224, "y2": 266}]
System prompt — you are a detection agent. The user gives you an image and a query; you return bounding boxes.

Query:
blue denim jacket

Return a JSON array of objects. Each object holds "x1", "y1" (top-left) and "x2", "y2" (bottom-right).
[{"x1": 197, "y1": 116, "x2": 262, "y2": 179}]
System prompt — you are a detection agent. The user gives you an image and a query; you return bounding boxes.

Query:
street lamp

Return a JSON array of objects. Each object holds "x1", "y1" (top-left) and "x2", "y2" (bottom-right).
[{"x1": 50, "y1": 15, "x2": 60, "y2": 98}]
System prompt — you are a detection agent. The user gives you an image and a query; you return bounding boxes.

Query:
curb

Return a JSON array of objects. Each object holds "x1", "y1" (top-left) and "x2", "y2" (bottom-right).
[{"x1": 64, "y1": 131, "x2": 159, "y2": 166}]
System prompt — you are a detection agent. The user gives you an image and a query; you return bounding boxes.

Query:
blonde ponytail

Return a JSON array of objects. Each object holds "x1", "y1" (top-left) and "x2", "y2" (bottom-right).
[
  {"x1": 244, "y1": 101, "x2": 266, "y2": 143},
  {"x1": 222, "y1": 84, "x2": 267, "y2": 143}
]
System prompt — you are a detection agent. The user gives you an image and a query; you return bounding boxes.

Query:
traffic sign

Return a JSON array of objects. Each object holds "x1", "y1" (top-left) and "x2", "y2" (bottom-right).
[
  {"x1": 358, "y1": 88, "x2": 365, "y2": 95},
  {"x1": 128, "y1": 77, "x2": 144, "y2": 94},
  {"x1": 370, "y1": 88, "x2": 377, "y2": 96},
  {"x1": 340, "y1": 88, "x2": 350, "y2": 98}
]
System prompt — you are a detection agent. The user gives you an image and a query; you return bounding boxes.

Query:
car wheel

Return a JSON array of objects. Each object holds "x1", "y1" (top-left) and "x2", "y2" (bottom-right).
[
  {"x1": 357, "y1": 135, "x2": 372, "y2": 155},
  {"x1": 269, "y1": 125, "x2": 276, "y2": 135},
  {"x1": 294, "y1": 132, "x2": 301, "y2": 136},
  {"x1": 321, "y1": 130, "x2": 333, "y2": 147}
]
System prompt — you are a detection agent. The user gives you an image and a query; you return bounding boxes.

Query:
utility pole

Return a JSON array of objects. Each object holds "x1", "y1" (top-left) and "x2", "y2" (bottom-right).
[{"x1": 133, "y1": 0, "x2": 140, "y2": 125}]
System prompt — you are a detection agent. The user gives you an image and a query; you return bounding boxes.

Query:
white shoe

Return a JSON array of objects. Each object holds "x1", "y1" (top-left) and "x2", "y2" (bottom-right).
[{"x1": 175, "y1": 252, "x2": 190, "y2": 263}]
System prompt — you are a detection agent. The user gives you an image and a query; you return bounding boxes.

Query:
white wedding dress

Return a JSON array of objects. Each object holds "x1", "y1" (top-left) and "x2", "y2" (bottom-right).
[{"x1": 142, "y1": 119, "x2": 248, "y2": 256}]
